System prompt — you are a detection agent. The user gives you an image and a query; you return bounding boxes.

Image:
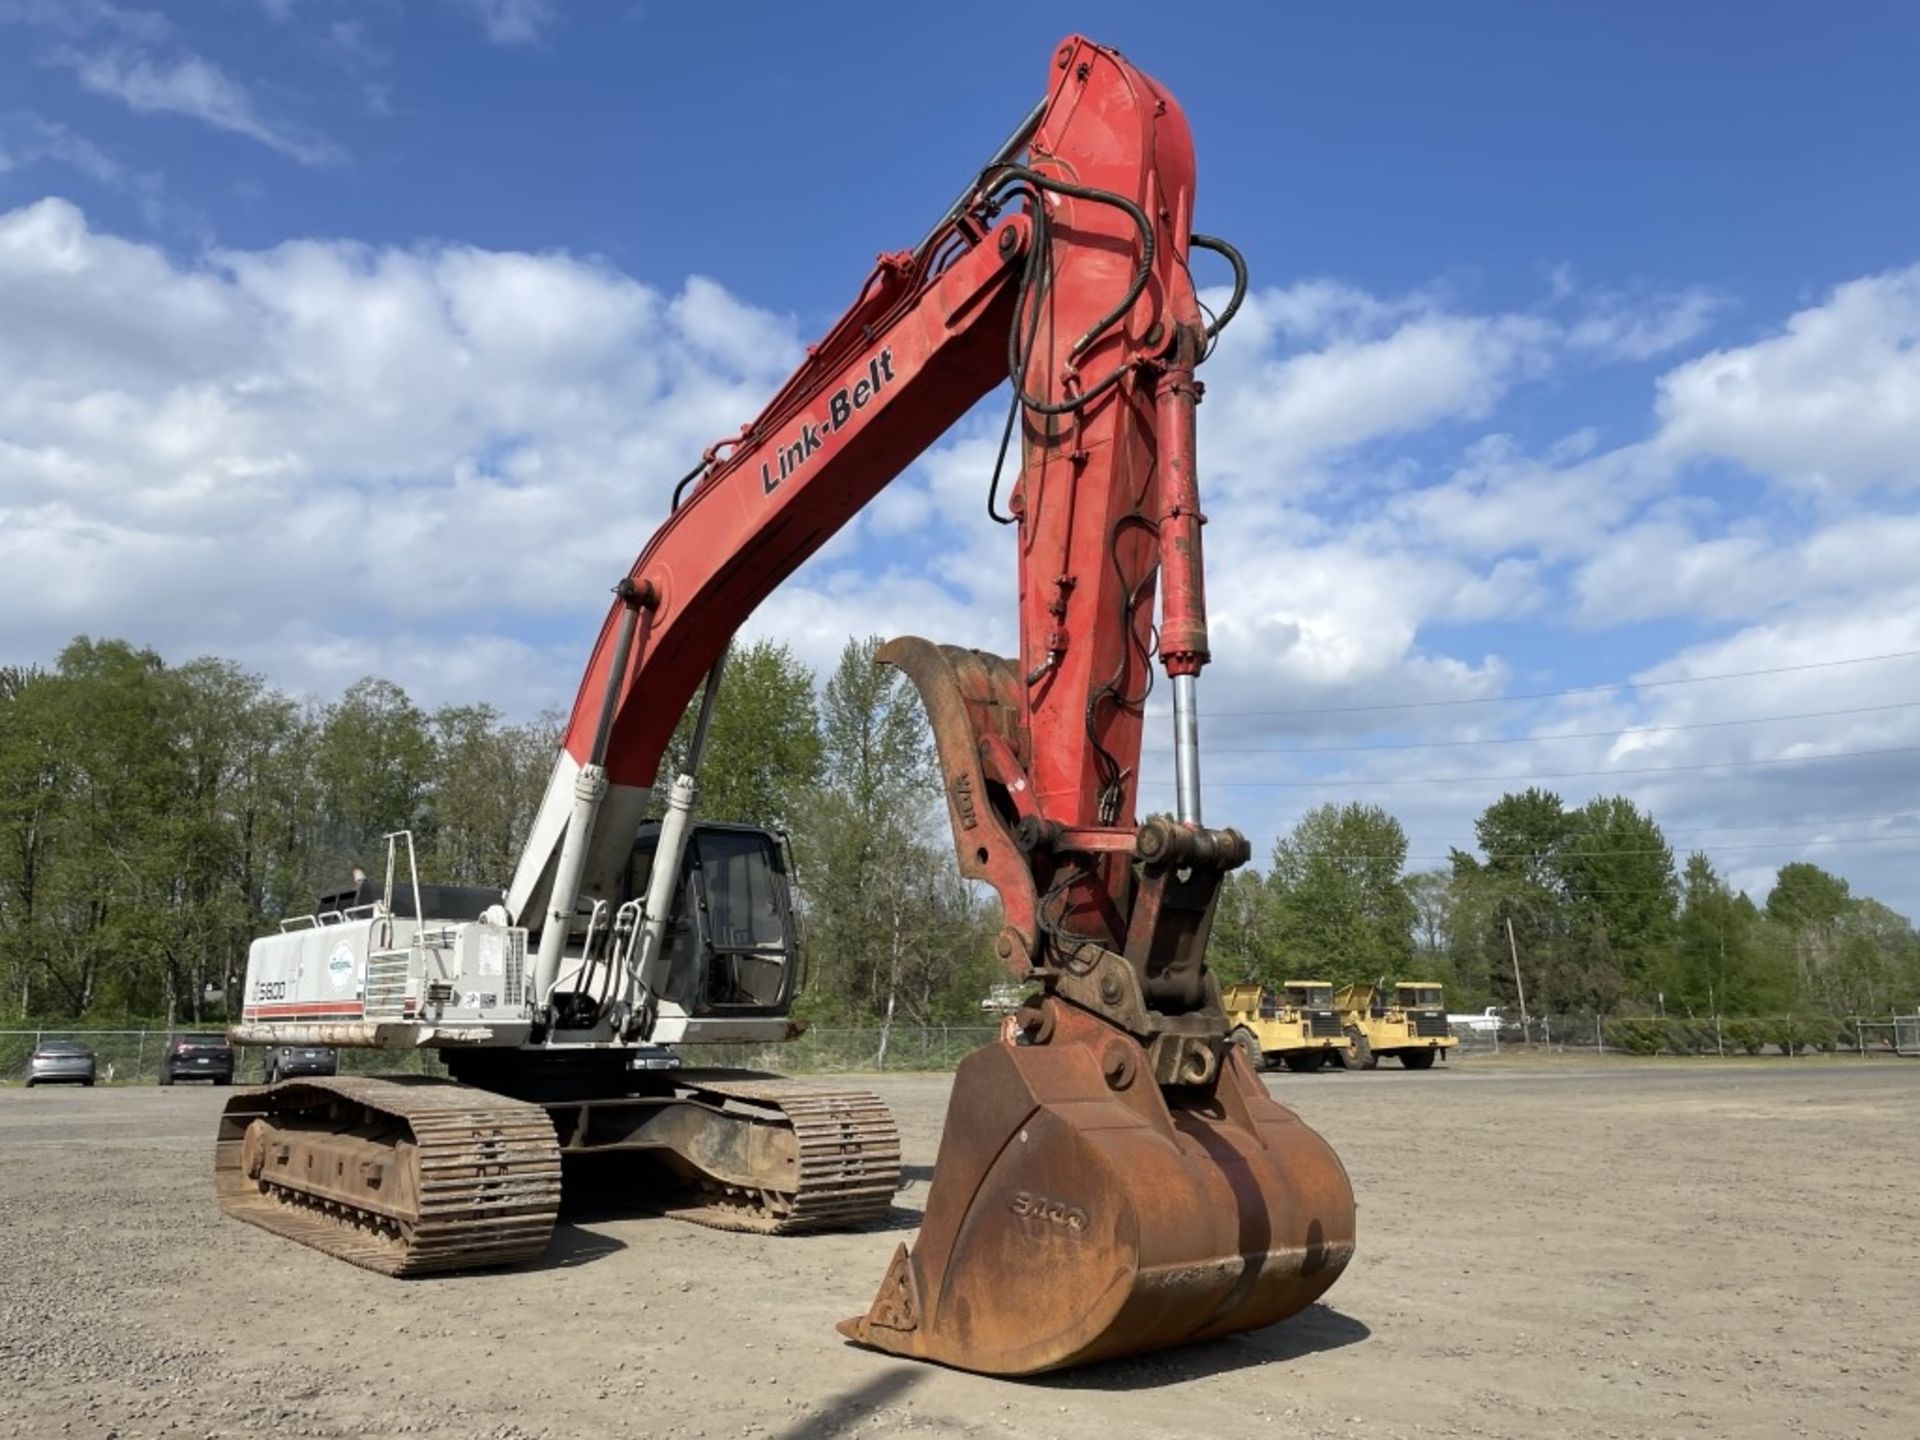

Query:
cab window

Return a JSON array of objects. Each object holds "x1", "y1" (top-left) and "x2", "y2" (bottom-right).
[{"x1": 696, "y1": 830, "x2": 789, "y2": 951}]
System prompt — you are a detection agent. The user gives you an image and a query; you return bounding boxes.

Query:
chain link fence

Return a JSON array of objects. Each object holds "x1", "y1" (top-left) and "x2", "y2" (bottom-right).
[
  {"x1": 9, "y1": 1015, "x2": 1909, "y2": 1085},
  {"x1": 0, "y1": 1025, "x2": 1005, "y2": 1085},
  {"x1": 1447, "y1": 1011, "x2": 1920, "y2": 1058}
]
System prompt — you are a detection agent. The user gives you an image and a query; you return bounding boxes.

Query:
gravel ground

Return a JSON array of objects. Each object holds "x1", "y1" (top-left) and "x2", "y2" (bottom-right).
[{"x1": 1, "y1": 1058, "x2": 1915, "y2": 1440}]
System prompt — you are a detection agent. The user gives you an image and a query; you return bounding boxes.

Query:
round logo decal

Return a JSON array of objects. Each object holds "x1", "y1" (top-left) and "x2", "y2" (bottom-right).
[{"x1": 327, "y1": 942, "x2": 356, "y2": 992}]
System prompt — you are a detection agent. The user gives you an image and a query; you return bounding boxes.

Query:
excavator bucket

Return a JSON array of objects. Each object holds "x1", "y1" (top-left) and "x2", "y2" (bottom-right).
[{"x1": 841, "y1": 1001, "x2": 1355, "y2": 1375}]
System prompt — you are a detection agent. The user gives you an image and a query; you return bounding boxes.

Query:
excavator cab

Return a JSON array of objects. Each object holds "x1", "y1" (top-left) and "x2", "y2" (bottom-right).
[{"x1": 623, "y1": 821, "x2": 801, "y2": 1015}]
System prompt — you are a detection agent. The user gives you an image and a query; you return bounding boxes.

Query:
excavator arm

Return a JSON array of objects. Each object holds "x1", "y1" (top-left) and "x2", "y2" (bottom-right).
[
  {"x1": 512, "y1": 36, "x2": 1224, "y2": 989},
  {"x1": 504, "y1": 34, "x2": 1354, "y2": 1375}
]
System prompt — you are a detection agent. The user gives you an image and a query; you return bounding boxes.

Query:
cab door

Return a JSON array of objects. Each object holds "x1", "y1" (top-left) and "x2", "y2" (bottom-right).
[{"x1": 687, "y1": 826, "x2": 800, "y2": 1013}]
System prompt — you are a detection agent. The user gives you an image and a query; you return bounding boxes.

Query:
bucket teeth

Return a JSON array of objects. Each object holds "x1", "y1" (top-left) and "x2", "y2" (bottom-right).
[
  {"x1": 838, "y1": 1243, "x2": 920, "y2": 1340},
  {"x1": 842, "y1": 1008, "x2": 1356, "y2": 1375}
]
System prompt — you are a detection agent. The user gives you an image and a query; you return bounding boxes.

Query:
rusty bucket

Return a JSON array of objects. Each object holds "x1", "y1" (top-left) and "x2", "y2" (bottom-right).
[{"x1": 840, "y1": 1001, "x2": 1356, "y2": 1375}]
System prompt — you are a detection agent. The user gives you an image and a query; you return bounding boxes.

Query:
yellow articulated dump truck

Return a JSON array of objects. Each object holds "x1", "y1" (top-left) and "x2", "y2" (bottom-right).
[
  {"x1": 1222, "y1": 981, "x2": 1352, "y2": 1073},
  {"x1": 1333, "y1": 982, "x2": 1456, "y2": 1069}
]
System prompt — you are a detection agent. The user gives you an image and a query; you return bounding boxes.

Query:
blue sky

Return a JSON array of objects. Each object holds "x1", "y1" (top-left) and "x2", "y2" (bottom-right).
[{"x1": 3, "y1": 1, "x2": 1919, "y2": 917}]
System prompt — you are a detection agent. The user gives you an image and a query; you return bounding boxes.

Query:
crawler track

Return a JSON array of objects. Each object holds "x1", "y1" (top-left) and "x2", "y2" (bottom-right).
[
  {"x1": 214, "y1": 1076, "x2": 561, "y2": 1275},
  {"x1": 663, "y1": 1075, "x2": 902, "y2": 1234}
]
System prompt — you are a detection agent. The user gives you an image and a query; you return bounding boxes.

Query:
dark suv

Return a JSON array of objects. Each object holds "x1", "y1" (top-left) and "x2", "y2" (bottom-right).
[
  {"x1": 263, "y1": 1045, "x2": 338, "y2": 1084},
  {"x1": 159, "y1": 1032, "x2": 234, "y2": 1085}
]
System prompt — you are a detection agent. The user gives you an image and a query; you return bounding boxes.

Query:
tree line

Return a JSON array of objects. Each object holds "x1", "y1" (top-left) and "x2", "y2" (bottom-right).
[
  {"x1": 6, "y1": 636, "x2": 1916, "y2": 1034},
  {"x1": 0, "y1": 635, "x2": 998, "y2": 1035},
  {"x1": 1210, "y1": 792, "x2": 1920, "y2": 1026}
]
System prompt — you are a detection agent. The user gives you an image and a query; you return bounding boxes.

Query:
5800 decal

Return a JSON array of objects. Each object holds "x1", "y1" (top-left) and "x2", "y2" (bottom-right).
[
  {"x1": 1010, "y1": 1190, "x2": 1089, "y2": 1232},
  {"x1": 249, "y1": 979, "x2": 288, "y2": 1002}
]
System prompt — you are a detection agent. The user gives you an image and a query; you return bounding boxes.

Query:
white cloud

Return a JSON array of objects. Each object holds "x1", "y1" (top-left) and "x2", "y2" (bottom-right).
[
  {"x1": 54, "y1": 46, "x2": 344, "y2": 165},
  {"x1": 3, "y1": 1, "x2": 342, "y2": 165},
  {"x1": 0, "y1": 1, "x2": 169, "y2": 44},
  {"x1": 1202, "y1": 284, "x2": 1556, "y2": 493},
  {"x1": 446, "y1": 0, "x2": 556, "y2": 45},
  {"x1": 1655, "y1": 263, "x2": 1920, "y2": 493},
  {"x1": 0, "y1": 112, "x2": 199, "y2": 232},
  {"x1": 316, "y1": 19, "x2": 394, "y2": 116},
  {"x1": 0, "y1": 114, "x2": 119, "y2": 186},
  {"x1": 1573, "y1": 511, "x2": 1920, "y2": 627},
  {"x1": 0, "y1": 197, "x2": 796, "y2": 702},
  {"x1": 1372, "y1": 435, "x2": 1675, "y2": 564},
  {"x1": 1567, "y1": 286, "x2": 1725, "y2": 362}
]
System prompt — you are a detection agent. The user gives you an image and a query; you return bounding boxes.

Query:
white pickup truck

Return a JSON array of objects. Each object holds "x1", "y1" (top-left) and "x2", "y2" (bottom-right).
[{"x1": 1447, "y1": 1006, "x2": 1505, "y2": 1034}]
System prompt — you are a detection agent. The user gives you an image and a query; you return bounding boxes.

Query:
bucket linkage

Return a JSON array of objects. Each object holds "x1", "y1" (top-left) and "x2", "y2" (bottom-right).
[{"x1": 845, "y1": 638, "x2": 1357, "y2": 1375}]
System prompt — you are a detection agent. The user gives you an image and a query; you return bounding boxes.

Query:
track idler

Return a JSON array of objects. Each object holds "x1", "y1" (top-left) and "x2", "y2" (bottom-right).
[{"x1": 840, "y1": 999, "x2": 1355, "y2": 1375}]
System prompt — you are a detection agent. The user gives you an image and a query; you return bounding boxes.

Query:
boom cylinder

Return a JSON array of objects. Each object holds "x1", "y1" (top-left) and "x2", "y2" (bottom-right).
[
  {"x1": 633, "y1": 650, "x2": 730, "y2": 1010},
  {"x1": 532, "y1": 583, "x2": 653, "y2": 1012},
  {"x1": 1156, "y1": 344, "x2": 1210, "y2": 826},
  {"x1": 1154, "y1": 352, "x2": 1209, "y2": 677}
]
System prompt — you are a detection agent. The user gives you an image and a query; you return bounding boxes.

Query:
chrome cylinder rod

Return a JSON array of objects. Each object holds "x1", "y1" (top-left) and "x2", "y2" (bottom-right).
[
  {"x1": 1171, "y1": 672, "x2": 1202, "y2": 826},
  {"x1": 684, "y1": 646, "x2": 731, "y2": 780}
]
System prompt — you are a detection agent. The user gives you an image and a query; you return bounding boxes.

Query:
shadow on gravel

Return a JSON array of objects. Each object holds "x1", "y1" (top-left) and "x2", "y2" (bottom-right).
[
  {"x1": 520, "y1": 1220, "x2": 630, "y2": 1271},
  {"x1": 858, "y1": 1204, "x2": 926, "y2": 1233},
  {"x1": 767, "y1": 1366, "x2": 925, "y2": 1440},
  {"x1": 1030, "y1": 1303, "x2": 1371, "y2": 1391}
]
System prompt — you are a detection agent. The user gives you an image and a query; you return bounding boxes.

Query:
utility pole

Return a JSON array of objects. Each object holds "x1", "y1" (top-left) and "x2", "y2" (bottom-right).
[{"x1": 1504, "y1": 915, "x2": 1531, "y2": 1041}]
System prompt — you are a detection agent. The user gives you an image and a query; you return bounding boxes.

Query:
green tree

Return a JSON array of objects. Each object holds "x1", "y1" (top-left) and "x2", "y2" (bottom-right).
[
  {"x1": 1828, "y1": 898, "x2": 1920, "y2": 1016},
  {"x1": 33, "y1": 638, "x2": 189, "y2": 1016},
  {"x1": 160, "y1": 657, "x2": 306, "y2": 1022},
  {"x1": 1765, "y1": 862, "x2": 1852, "y2": 930},
  {"x1": 0, "y1": 665, "x2": 67, "y2": 1017},
  {"x1": 1209, "y1": 869, "x2": 1281, "y2": 985},
  {"x1": 797, "y1": 638, "x2": 996, "y2": 1042},
  {"x1": 427, "y1": 705, "x2": 560, "y2": 886},
  {"x1": 1665, "y1": 852, "x2": 1785, "y2": 1017},
  {"x1": 1764, "y1": 861, "x2": 1854, "y2": 1011},
  {"x1": 313, "y1": 677, "x2": 435, "y2": 882},
  {"x1": 1475, "y1": 787, "x2": 1573, "y2": 892},
  {"x1": 1553, "y1": 795, "x2": 1678, "y2": 1001},
  {"x1": 1405, "y1": 867, "x2": 1475, "y2": 996},
  {"x1": 1449, "y1": 788, "x2": 1571, "y2": 1016},
  {"x1": 669, "y1": 640, "x2": 822, "y2": 831},
  {"x1": 1266, "y1": 802, "x2": 1415, "y2": 984}
]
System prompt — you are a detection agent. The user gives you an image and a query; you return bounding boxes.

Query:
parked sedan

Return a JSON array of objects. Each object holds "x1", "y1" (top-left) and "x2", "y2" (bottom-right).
[
  {"x1": 159, "y1": 1032, "x2": 235, "y2": 1085},
  {"x1": 26, "y1": 1039, "x2": 97, "y2": 1087},
  {"x1": 263, "y1": 1044, "x2": 337, "y2": 1084}
]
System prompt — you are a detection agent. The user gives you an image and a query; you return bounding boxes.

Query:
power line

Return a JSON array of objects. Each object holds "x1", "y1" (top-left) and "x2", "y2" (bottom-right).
[
  {"x1": 1638, "y1": 810, "x2": 1920, "y2": 838},
  {"x1": 1137, "y1": 743, "x2": 1920, "y2": 788},
  {"x1": 1268, "y1": 833, "x2": 1920, "y2": 864},
  {"x1": 1144, "y1": 647, "x2": 1920, "y2": 721},
  {"x1": 1140, "y1": 700, "x2": 1920, "y2": 755},
  {"x1": 1243, "y1": 809, "x2": 1920, "y2": 841}
]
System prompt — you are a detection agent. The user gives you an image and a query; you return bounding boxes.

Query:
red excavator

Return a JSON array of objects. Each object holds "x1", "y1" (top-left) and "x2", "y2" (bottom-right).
[{"x1": 220, "y1": 34, "x2": 1356, "y2": 1377}]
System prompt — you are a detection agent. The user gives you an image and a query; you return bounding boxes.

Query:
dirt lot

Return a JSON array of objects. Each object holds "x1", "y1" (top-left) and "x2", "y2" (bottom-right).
[{"x1": 1, "y1": 1059, "x2": 1915, "y2": 1440}]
